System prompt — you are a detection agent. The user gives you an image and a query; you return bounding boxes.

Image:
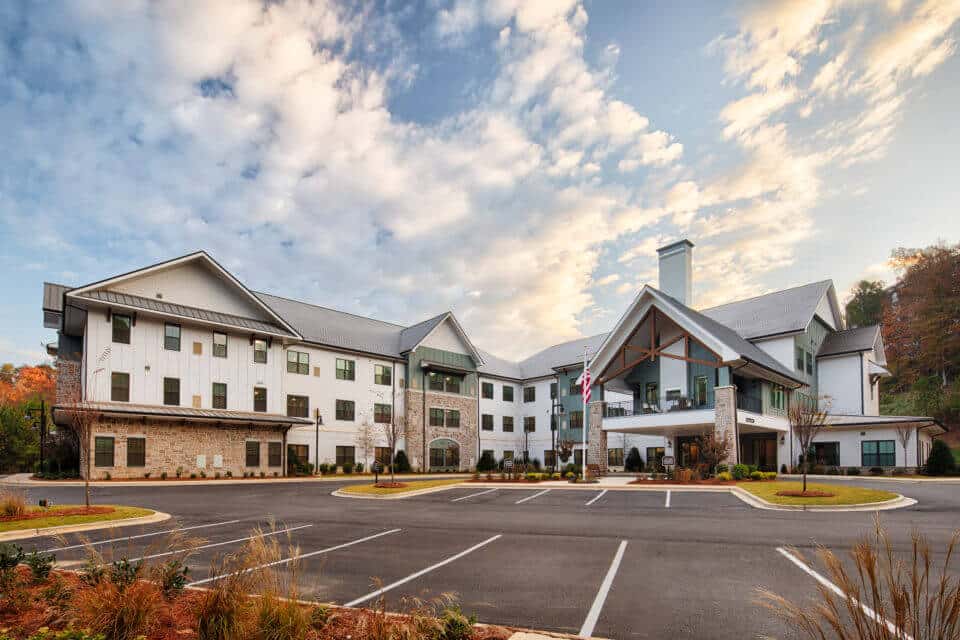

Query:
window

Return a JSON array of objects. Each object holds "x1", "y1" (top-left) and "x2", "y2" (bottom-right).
[
  {"x1": 862, "y1": 440, "x2": 895, "y2": 467},
  {"x1": 111, "y1": 372, "x2": 130, "y2": 402},
  {"x1": 245, "y1": 441, "x2": 260, "y2": 467},
  {"x1": 812, "y1": 442, "x2": 840, "y2": 466},
  {"x1": 694, "y1": 376, "x2": 708, "y2": 407},
  {"x1": 502, "y1": 450, "x2": 514, "y2": 461},
  {"x1": 336, "y1": 399, "x2": 355, "y2": 421},
  {"x1": 374, "y1": 403, "x2": 392, "y2": 424},
  {"x1": 336, "y1": 446, "x2": 355, "y2": 466},
  {"x1": 127, "y1": 437, "x2": 145, "y2": 467},
  {"x1": 502, "y1": 416, "x2": 514, "y2": 432},
  {"x1": 608, "y1": 448, "x2": 624, "y2": 467},
  {"x1": 795, "y1": 346, "x2": 806, "y2": 372},
  {"x1": 666, "y1": 388, "x2": 682, "y2": 402},
  {"x1": 805, "y1": 351, "x2": 814, "y2": 376},
  {"x1": 428, "y1": 372, "x2": 443, "y2": 391},
  {"x1": 268, "y1": 442, "x2": 282, "y2": 467},
  {"x1": 163, "y1": 377, "x2": 180, "y2": 406},
  {"x1": 374, "y1": 364, "x2": 392, "y2": 385},
  {"x1": 481, "y1": 414, "x2": 494, "y2": 431},
  {"x1": 523, "y1": 386, "x2": 536, "y2": 403},
  {"x1": 445, "y1": 409, "x2": 460, "y2": 428},
  {"x1": 647, "y1": 447, "x2": 665, "y2": 469},
  {"x1": 213, "y1": 332, "x2": 227, "y2": 358},
  {"x1": 287, "y1": 395, "x2": 309, "y2": 418},
  {"x1": 287, "y1": 350, "x2": 309, "y2": 375},
  {"x1": 112, "y1": 314, "x2": 131, "y2": 344},
  {"x1": 429, "y1": 408, "x2": 444, "y2": 427},
  {"x1": 481, "y1": 382, "x2": 494, "y2": 399},
  {"x1": 569, "y1": 379, "x2": 581, "y2": 395},
  {"x1": 164, "y1": 324, "x2": 181, "y2": 351},
  {"x1": 502, "y1": 385, "x2": 514, "y2": 402},
  {"x1": 253, "y1": 339, "x2": 268, "y2": 363},
  {"x1": 375, "y1": 447, "x2": 393, "y2": 466},
  {"x1": 770, "y1": 384, "x2": 786, "y2": 411},
  {"x1": 550, "y1": 382, "x2": 557, "y2": 399},
  {"x1": 524, "y1": 416, "x2": 535, "y2": 432},
  {"x1": 212, "y1": 382, "x2": 227, "y2": 409},
  {"x1": 569, "y1": 410, "x2": 583, "y2": 430},
  {"x1": 544, "y1": 450, "x2": 556, "y2": 467},
  {"x1": 94, "y1": 436, "x2": 114, "y2": 467},
  {"x1": 253, "y1": 387, "x2": 267, "y2": 412},
  {"x1": 336, "y1": 358, "x2": 355, "y2": 381},
  {"x1": 574, "y1": 449, "x2": 583, "y2": 466}
]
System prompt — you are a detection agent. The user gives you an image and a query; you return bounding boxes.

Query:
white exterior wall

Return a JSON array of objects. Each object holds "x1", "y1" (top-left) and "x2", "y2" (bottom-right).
[
  {"x1": 478, "y1": 376, "x2": 526, "y2": 462},
  {"x1": 85, "y1": 313, "x2": 285, "y2": 413},
  {"x1": 818, "y1": 354, "x2": 863, "y2": 415},
  {"x1": 520, "y1": 377, "x2": 559, "y2": 463},
  {"x1": 754, "y1": 336, "x2": 796, "y2": 371},
  {"x1": 799, "y1": 426, "x2": 931, "y2": 469},
  {"x1": 814, "y1": 294, "x2": 838, "y2": 331},
  {"x1": 659, "y1": 325, "x2": 686, "y2": 398},
  {"x1": 420, "y1": 320, "x2": 467, "y2": 352}
]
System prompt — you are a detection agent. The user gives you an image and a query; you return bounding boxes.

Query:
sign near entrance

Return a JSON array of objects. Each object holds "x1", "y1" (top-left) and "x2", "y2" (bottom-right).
[
  {"x1": 503, "y1": 459, "x2": 514, "y2": 470},
  {"x1": 661, "y1": 456, "x2": 675, "y2": 467}
]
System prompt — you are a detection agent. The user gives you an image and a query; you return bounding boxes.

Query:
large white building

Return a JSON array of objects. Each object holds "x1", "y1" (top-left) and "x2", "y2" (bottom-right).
[{"x1": 42, "y1": 240, "x2": 943, "y2": 479}]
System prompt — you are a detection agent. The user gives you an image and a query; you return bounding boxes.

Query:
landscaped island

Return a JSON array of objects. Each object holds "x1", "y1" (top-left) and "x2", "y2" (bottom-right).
[{"x1": 737, "y1": 481, "x2": 898, "y2": 506}]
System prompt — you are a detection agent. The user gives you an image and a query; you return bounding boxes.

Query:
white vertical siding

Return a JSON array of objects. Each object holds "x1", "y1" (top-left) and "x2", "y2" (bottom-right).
[{"x1": 817, "y1": 354, "x2": 863, "y2": 415}]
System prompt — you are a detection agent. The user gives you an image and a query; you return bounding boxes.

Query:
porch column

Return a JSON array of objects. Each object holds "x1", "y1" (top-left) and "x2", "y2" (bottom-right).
[
  {"x1": 714, "y1": 385, "x2": 738, "y2": 466},
  {"x1": 588, "y1": 400, "x2": 607, "y2": 473}
]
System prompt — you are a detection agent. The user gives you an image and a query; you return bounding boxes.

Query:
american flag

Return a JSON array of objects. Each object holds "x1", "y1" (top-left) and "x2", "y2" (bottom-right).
[{"x1": 576, "y1": 366, "x2": 592, "y2": 403}]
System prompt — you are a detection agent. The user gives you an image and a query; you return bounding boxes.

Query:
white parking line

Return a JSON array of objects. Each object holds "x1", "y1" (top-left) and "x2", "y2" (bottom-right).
[
  {"x1": 579, "y1": 540, "x2": 628, "y2": 638},
  {"x1": 129, "y1": 524, "x2": 312, "y2": 563},
  {"x1": 585, "y1": 490, "x2": 608, "y2": 506},
  {"x1": 776, "y1": 547, "x2": 912, "y2": 640},
  {"x1": 189, "y1": 528, "x2": 402, "y2": 587},
  {"x1": 515, "y1": 489, "x2": 551, "y2": 505},
  {"x1": 42, "y1": 519, "x2": 243, "y2": 553},
  {"x1": 344, "y1": 534, "x2": 502, "y2": 607},
  {"x1": 664, "y1": 490, "x2": 671, "y2": 508},
  {"x1": 451, "y1": 488, "x2": 498, "y2": 502}
]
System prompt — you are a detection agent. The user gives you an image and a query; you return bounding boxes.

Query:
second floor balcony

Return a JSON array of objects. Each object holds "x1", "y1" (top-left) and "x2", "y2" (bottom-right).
[{"x1": 604, "y1": 394, "x2": 711, "y2": 418}]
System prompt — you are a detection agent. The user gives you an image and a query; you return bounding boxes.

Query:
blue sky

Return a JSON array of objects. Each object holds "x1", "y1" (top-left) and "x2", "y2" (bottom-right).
[{"x1": 1, "y1": 0, "x2": 958, "y2": 364}]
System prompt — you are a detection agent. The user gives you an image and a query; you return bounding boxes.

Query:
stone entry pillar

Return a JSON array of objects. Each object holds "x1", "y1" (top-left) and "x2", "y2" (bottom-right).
[
  {"x1": 714, "y1": 385, "x2": 738, "y2": 466},
  {"x1": 587, "y1": 400, "x2": 607, "y2": 473}
]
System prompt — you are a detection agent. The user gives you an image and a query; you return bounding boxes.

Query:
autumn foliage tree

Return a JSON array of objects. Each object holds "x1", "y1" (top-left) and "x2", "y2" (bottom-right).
[{"x1": 0, "y1": 363, "x2": 56, "y2": 473}]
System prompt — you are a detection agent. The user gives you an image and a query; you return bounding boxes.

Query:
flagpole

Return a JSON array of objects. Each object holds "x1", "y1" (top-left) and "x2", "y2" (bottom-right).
[{"x1": 582, "y1": 346, "x2": 588, "y2": 482}]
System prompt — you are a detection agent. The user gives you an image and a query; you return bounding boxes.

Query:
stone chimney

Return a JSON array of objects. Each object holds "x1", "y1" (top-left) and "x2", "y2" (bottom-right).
[{"x1": 657, "y1": 239, "x2": 694, "y2": 305}]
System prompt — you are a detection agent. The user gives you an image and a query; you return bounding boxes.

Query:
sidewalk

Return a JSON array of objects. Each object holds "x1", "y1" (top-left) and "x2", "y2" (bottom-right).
[
  {"x1": 1, "y1": 472, "x2": 472, "y2": 488},
  {"x1": 780, "y1": 473, "x2": 960, "y2": 484}
]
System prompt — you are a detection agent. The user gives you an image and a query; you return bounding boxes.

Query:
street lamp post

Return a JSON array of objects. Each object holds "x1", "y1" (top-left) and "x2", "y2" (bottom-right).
[
  {"x1": 550, "y1": 396, "x2": 565, "y2": 473},
  {"x1": 313, "y1": 408, "x2": 323, "y2": 475}
]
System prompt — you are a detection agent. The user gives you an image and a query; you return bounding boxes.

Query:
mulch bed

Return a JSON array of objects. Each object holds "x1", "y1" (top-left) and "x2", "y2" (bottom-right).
[
  {"x1": 775, "y1": 490, "x2": 835, "y2": 498},
  {"x1": 0, "y1": 506, "x2": 114, "y2": 522},
  {"x1": 628, "y1": 479, "x2": 736, "y2": 486},
  {"x1": 373, "y1": 482, "x2": 408, "y2": 488},
  {"x1": 0, "y1": 568, "x2": 513, "y2": 640},
  {"x1": 467, "y1": 478, "x2": 545, "y2": 483}
]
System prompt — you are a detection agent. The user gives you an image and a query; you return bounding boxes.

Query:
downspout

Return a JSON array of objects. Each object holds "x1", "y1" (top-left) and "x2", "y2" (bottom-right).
[
  {"x1": 422, "y1": 367, "x2": 426, "y2": 472},
  {"x1": 476, "y1": 375, "x2": 481, "y2": 470},
  {"x1": 391, "y1": 361, "x2": 396, "y2": 467}
]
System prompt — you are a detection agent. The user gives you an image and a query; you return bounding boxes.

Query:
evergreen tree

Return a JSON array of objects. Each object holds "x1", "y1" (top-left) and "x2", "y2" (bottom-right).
[
  {"x1": 393, "y1": 449, "x2": 411, "y2": 473},
  {"x1": 844, "y1": 280, "x2": 885, "y2": 328},
  {"x1": 624, "y1": 447, "x2": 642, "y2": 472},
  {"x1": 925, "y1": 439, "x2": 956, "y2": 476}
]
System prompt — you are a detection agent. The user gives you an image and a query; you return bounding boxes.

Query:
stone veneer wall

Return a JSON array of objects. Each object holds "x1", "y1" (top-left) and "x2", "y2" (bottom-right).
[
  {"x1": 714, "y1": 385, "x2": 738, "y2": 465},
  {"x1": 587, "y1": 400, "x2": 607, "y2": 472},
  {"x1": 56, "y1": 358, "x2": 81, "y2": 404},
  {"x1": 82, "y1": 418, "x2": 288, "y2": 479},
  {"x1": 404, "y1": 389, "x2": 478, "y2": 471}
]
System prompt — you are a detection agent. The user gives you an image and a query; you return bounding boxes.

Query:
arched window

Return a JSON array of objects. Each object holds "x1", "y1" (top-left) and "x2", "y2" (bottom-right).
[{"x1": 429, "y1": 438, "x2": 460, "y2": 470}]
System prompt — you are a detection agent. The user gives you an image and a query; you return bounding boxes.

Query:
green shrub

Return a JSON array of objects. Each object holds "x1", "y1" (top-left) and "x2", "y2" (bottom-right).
[
  {"x1": 309, "y1": 604, "x2": 331, "y2": 629},
  {"x1": 200, "y1": 470, "x2": 207, "y2": 479},
  {"x1": 143, "y1": 472, "x2": 151, "y2": 479},
  {"x1": 763, "y1": 471, "x2": 777, "y2": 480},
  {"x1": 354, "y1": 462, "x2": 364, "y2": 473},
  {"x1": 439, "y1": 605, "x2": 476, "y2": 640},
  {"x1": 749, "y1": 470, "x2": 764, "y2": 481},
  {"x1": 154, "y1": 558, "x2": 189, "y2": 598},
  {"x1": 477, "y1": 450, "x2": 497, "y2": 472},
  {"x1": 746, "y1": 464, "x2": 758, "y2": 474},
  {"x1": 624, "y1": 447, "x2": 643, "y2": 472},
  {"x1": 109, "y1": 558, "x2": 143, "y2": 590},
  {"x1": 0, "y1": 543, "x2": 24, "y2": 574},
  {"x1": 103, "y1": 472, "x2": 111, "y2": 481},
  {"x1": 869, "y1": 466, "x2": 885, "y2": 476},
  {"x1": 826, "y1": 466, "x2": 840, "y2": 475},
  {"x1": 214, "y1": 472, "x2": 221, "y2": 479},
  {"x1": 80, "y1": 556, "x2": 105, "y2": 586},
  {"x1": 925, "y1": 439, "x2": 957, "y2": 476},
  {"x1": 24, "y1": 549, "x2": 55, "y2": 582},
  {"x1": 342, "y1": 462, "x2": 354, "y2": 474},
  {"x1": 780, "y1": 463, "x2": 788, "y2": 474},
  {"x1": 892, "y1": 467, "x2": 907, "y2": 476},
  {"x1": 847, "y1": 466, "x2": 861, "y2": 476},
  {"x1": 260, "y1": 471, "x2": 266, "y2": 478},
  {"x1": 317, "y1": 463, "x2": 328, "y2": 474},
  {"x1": 732, "y1": 464, "x2": 749, "y2": 480},
  {"x1": 715, "y1": 463, "x2": 728, "y2": 474},
  {"x1": 175, "y1": 466, "x2": 183, "y2": 478},
  {"x1": 565, "y1": 471, "x2": 576, "y2": 480},
  {"x1": 251, "y1": 593, "x2": 310, "y2": 640},
  {"x1": 225, "y1": 470, "x2": 232, "y2": 478},
  {"x1": 190, "y1": 473, "x2": 197, "y2": 479},
  {"x1": 525, "y1": 472, "x2": 539, "y2": 482},
  {"x1": 326, "y1": 465, "x2": 337, "y2": 475},
  {"x1": 160, "y1": 471, "x2": 168, "y2": 480},
  {"x1": 551, "y1": 472, "x2": 561, "y2": 480},
  {"x1": 393, "y1": 450, "x2": 412, "y2": 473},
  {"x1": 811, "y1": 465, "x2": 826, "y2": 475},
  {"x1": 716, "y1": 471, "x2": 733, "y2": 482},
  {"x1": 73, "y1": 579, "x2": 162, "y2": 640}
]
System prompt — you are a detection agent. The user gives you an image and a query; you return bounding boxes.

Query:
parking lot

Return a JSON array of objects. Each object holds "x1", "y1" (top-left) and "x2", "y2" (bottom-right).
[{"x1": 9, "y1": 478, "x2": 960, "y2": 639}]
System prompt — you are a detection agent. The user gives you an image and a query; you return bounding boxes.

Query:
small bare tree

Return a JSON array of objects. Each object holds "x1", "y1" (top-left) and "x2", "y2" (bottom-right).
[
  {"x1": 695, "y1": 429, "x2": 732, "y2": 476},
  {"x1": 63, "y1": 403, "x2": 99, "y2": 508},
  {"x1": 378, "y1": 415, "x2": 405, "y2": 485},
  {"x1": 790, "y1": 395, "x2": 831, "y2": 493},
  {"x1": 354, "y1": 419, "x2": 376, "y2": 471},
  {"x1": 895, "y1": 426, "x2": 912, "y2": 469}
]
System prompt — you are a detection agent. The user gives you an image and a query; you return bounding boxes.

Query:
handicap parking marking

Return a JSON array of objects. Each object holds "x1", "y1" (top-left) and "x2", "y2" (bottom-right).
[
  {"x1": 128, "y1": 523, "x2": 312, "y2": 563},
  {"x1": 451, "y1": 488, "x2": 498, "y2": 502},
  {"x1": 188, "y1": 528, "x2": 402, "y2": 587},
  {"x1": 344, "y1": 534, "x2": 503, "y2": 607},
  {"x1": 515, "y1": 488, "x2": 551, "y2": 505},
  {"x1": 579, "y1": 540, "x2": 628, "y2": 639},
  {"x1": 41, "y1": 518, "x2": 243, "y2": 554},
  {"x1": 585, "y1": 489, "x2": 608, "y2": 506}
]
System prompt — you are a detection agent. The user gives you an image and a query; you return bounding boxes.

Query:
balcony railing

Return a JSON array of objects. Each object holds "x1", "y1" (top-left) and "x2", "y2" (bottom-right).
[
  {"x1": 604, "y1": 395, "x2": 711, "y2": 418},
  {"x1": 736, "y1": 392, "x2": 762, "y2": 414}
]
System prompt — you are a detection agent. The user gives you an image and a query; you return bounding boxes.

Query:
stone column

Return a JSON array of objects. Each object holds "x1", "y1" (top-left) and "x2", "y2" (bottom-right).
[
  {"x1": 714, "y1": 385, "x2": 738, "y2": 466},
  {"x1": 587, "y1": 400, "x2": 607, "y2": 473}
]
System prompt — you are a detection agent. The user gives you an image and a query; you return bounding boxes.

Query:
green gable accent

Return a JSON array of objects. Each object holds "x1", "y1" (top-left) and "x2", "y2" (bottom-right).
[{"x1": 407, "y1": 346, "x2": 478, "y2": 396}]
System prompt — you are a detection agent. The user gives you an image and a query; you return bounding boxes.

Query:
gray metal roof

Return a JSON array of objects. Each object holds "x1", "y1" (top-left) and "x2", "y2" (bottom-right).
[
  {"x1": 700, "y1": 280, "x2": 833, "y2": 339},
  {"x1": 43, "y1": 282, "x2": 71, "y2": 312},
  {"x1": 77, "y1": 290, "x2": 296, "y2": 337},
  {"x1": 658, "y1": 289, "x2": 803, "y2": 384},
  {"x1": 54, "y1": 401, "x2": 311, "y2": 425},
  {"x1": 399, "y1": 313, "x2": 448, "y2": 354},
  {"x1": 818, "y1": 326, "x2": 880, "y2": 357},
  {"x1": 255, "y1": 292, "x2": 406, "y2": 357},
  {"x1": 478, "y1": 333, "x2": 609, "y2": 380}
]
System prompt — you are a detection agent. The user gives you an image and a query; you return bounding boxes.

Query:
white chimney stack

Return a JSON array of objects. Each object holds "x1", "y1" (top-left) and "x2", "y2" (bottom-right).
[{"x1": 657, "y1": 239, "x2": 694, "y2": 305}]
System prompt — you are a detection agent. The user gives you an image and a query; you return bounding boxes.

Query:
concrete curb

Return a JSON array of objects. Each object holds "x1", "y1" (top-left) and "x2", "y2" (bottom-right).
[
  {"x1": 0, "y1": 509, "x2": 171, "y2": 542},
  {"x1": 780, "y1": 473, "x2": 960, "y2": 484},
  {"x1": 729, "y1": 486, "x2": 917, "y2": 512},
  {"x1": 331, "y1": 483, "x2": 467, "y2": 500},
  {"x1": 1, "y1": 472, "x2": 471, "y2": 488}
]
